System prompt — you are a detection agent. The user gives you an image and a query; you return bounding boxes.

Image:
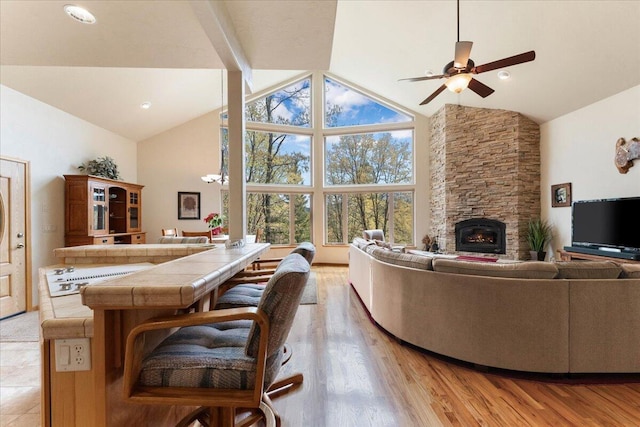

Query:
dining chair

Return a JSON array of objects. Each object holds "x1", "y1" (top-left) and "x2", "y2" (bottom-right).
[
  {"x1": 122, "y1": 253, "x2": 310, "y2": 427},
  {"x1": 162, "y1": 228, "x2": 178, "y2": 237},
  {"x1": 182, "y1": 230, "x2": 211, "y2": 241}
]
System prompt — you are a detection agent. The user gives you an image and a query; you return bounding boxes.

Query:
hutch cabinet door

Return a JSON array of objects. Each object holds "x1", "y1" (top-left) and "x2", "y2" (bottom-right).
[
  {"x1": 127, "y1": 188, "x2": 142, "y2": 232},
  {"x1": 89, "y1": 181, "x2": 109, "y2": 236},
  {"x1": 108, "y1": 186, "x2": 127, "y2": 234}
]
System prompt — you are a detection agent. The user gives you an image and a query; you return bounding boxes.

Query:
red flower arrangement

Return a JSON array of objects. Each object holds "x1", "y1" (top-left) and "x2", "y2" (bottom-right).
[{"x1": 204, "y1": 212, "x2": 224, "y2": 235}]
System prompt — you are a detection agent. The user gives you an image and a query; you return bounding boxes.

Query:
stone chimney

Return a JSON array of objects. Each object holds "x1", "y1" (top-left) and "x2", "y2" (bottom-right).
[{"x1": 429, "y1": 104, "x2": 541, "y2": 260}]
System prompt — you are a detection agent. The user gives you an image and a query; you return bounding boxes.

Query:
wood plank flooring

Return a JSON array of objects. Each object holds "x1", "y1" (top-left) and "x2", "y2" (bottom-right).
[
  {"x1": 273, "y1": 266, "x2": 640, "y2": 427},
  {"x1": 1, "y1": 265, "x2": 639, "y2": 426}
]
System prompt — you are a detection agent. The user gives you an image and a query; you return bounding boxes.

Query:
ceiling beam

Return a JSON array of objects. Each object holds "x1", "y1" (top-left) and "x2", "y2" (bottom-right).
[{"x1": 190, "y1": 0, "x2": 253, "y2": 93}]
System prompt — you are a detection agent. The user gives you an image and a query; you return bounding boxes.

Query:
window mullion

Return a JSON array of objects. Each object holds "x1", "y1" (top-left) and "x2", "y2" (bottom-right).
[
  {"x1": 388, "y1": 192, "x2": 394, "y2": 243},
  {"x1": 246, "y1": 122, "x2": 314, "y2": 136},
  {"x1": 289, "y1": 193, "x2": 295, "y2": 245},
  {"x1": 322, "y1": 122, "x2": 414, "y2": 136},
  {"x1": 342, "y1": 193, "x2": 348, "y2": 244}
]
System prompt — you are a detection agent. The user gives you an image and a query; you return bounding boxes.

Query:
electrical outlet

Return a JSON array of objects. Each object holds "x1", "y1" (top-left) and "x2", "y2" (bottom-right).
[{"x1": 54, "y1": 338, "x2": 91, "y2": 372}]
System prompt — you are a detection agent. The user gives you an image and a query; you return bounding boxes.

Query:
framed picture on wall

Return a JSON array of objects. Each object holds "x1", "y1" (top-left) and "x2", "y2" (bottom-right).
[
  {"x1": 178, "y1": 192, "x2": 201, "y2": 219},
  {"x1": 551, "y1": 183, "x2": 571, "y2": 208}
]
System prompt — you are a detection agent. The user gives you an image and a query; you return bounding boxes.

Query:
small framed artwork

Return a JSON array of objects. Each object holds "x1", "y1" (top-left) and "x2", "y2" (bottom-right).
[
  {"x1": 551, "y1": 183, "x2": 571, "y2": 208},
  {"x1": 178, "y1": 192, "x2": 201, "y2": 219}
]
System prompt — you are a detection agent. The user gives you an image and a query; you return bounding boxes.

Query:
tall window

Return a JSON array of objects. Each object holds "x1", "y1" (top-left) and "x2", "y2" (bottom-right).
[
  {"x1": 222, "y1": 78, "x2": 313, "y2": 245},
  {"x1": 223, "y1": 73, "x2": 415, "y2": 246},
  {"x1": 323, "y1": 77, "x2": 415, "y2": 246}
]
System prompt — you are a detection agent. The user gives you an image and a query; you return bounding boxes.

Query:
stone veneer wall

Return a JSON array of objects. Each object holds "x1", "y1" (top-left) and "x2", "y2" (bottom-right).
[{"x1": 430, "y1": 104, "x2": 540, "y2": 260}]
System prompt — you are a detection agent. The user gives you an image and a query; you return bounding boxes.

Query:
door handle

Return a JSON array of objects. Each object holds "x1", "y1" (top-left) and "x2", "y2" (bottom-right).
[{"x1": 17, "y1": 243, "x2": 25, "y2": 249}]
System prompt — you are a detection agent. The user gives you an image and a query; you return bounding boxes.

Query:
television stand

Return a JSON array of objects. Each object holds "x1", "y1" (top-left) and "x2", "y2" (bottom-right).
[{"x1": 558, "y1": 249, "x2": 640, "y2": 265}]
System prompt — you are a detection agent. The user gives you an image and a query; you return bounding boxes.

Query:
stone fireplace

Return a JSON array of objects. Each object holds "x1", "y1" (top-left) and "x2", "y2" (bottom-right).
[
  {"x1": 455, "y1": 218, "x2": 506, "y2": 254},
  {"x1": 429, "y1": 104, "x2": 540, "y2": 260}
]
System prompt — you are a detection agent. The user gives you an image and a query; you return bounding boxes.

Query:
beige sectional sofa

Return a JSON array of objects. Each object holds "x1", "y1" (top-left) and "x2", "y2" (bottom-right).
[{"x1": 349, "y1": 238, "x2": 640, "y2": 373}]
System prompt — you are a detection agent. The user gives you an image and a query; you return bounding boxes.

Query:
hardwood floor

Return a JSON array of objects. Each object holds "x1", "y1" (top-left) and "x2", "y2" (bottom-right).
[
  {"x1": 273, "y1": 266, "x2": 640, "y2": 427},
  {"x1": 2, "y1": 265, "x2": 639, "y2": 426}
]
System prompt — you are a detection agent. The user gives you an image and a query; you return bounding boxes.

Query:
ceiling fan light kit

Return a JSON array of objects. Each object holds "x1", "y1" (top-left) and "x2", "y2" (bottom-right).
[
  {"x1": 401, "y1": 0, "x2": 535, "y2": 105},
  {"x1": 445, "y1": 74, "x2": 472, "y2": 93}
]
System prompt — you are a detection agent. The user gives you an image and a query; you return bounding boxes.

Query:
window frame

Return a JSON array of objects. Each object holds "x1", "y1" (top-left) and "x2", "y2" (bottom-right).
[{"x1": 220, "y1": 71, "x2": 417, "y2": 247}]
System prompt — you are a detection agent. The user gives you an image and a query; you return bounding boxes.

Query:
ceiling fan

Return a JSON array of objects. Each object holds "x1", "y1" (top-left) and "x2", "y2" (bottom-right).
[{"x1": 400, "y1": 0, "x2": 535, "y2": 105}]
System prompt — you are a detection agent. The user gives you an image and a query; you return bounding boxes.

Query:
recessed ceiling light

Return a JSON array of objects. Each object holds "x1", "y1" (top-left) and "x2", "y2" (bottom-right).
[
  {"x1": 64, "y1": 5, "x2": 96, "y2": 24},
  {"x1": 497, "y1": 70, "x2": 511, "y2": 80},
  {"x1": 140, "y1": 102, "x2": 151, "y2": 110},
  {"x1": 425, "y1": 70, "x2": 434, "y2": 77}
]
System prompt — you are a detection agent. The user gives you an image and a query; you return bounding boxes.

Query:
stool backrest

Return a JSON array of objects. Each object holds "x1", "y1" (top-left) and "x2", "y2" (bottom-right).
[{"x1": 245, "y1": 253, "x2": 310, "y2": 359}]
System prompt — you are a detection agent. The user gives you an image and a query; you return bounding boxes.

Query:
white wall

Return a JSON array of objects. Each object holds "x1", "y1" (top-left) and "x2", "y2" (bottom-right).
[
  {"x1": 541, "y1": 85, "x2": 640, "y2": 256},
  {"x1": 0, "y1": 85, "x2": 137, "y2": 307},
  {"x1": 137, "y1": 111, "x2": 223, "y2": 245}
]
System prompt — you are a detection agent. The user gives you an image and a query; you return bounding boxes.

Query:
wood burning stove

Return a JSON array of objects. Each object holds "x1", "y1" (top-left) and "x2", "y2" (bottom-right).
[{"x1": 455, "y1": 218, "x2": 506, "y2": 254}]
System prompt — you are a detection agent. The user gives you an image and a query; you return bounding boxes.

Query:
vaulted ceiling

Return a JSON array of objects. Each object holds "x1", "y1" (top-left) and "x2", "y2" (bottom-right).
[{"x1": 1, "y1": 1, "x2": 638, "y2": 141}]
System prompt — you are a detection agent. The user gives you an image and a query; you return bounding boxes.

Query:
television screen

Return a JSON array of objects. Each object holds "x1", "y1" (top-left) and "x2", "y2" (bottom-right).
[{"x1": 572, "y1": 197, "x2": 640, "y2": 251}]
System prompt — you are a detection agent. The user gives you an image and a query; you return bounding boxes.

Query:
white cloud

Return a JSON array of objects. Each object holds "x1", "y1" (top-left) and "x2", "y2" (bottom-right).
[
  {"x1": 325, "y1": 81, "x2": 372, "y2": 112},
  {"x1": 273, "y1": 102, "x2": 294, "y2": 122},
  {"x1": 392, "y1": 129, "x2": 413, "y2": 139}
]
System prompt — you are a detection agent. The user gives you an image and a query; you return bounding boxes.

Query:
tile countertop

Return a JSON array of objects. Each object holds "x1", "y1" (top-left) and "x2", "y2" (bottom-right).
[{"x1": 39, "y1": 243, "x2": 270, "y2": 340}]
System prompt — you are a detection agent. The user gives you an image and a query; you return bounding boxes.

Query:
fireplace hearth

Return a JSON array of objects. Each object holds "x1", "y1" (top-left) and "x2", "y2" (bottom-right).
[{"x1": 455, "y1": 218, "x2": 506, "y2": 254}]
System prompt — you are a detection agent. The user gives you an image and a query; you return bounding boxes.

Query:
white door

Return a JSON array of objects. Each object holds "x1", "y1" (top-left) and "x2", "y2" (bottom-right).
[{"x1": 0, "y1": 157, "x2": 29, "y2": 319}]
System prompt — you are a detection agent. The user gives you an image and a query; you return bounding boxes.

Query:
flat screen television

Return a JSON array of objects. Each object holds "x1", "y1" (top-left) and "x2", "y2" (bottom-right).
[{"x1": 569, "y1": 197, "x2": 640, "y2": 259}]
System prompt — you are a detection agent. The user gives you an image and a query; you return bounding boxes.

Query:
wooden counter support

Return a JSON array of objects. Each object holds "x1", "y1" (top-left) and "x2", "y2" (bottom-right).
[{"x1": 39, "y1": 243, "x2": 269, "y2": 427}]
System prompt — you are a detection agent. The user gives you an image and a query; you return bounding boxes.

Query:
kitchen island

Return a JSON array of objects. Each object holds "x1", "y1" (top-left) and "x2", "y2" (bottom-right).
[{"x1": 39, "y1": 242, "x2": 270, "y2": 427}]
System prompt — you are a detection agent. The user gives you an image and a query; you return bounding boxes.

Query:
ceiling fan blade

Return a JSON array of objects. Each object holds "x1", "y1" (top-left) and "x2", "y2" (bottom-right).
[
  {"x1": 467, "y1": 78, "x2": 495, "y2": 98},
  {"x1": 472, "y1": 50, "x2": 536, "y2": 74},
  {"x1": 399, "y1": 74, "x2": 446, "y2": 82},
  {"x1": 454, "y1": 41, "x2": 473, "y2": 68},
  {"x1": 419, "y1": 84, "x2": 447, "y2": 105}
]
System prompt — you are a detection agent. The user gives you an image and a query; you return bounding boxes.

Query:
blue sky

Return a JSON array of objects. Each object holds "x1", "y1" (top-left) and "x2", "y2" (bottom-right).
[
  {"x1": 244, "y1": 76, "x2": 413, "y2": 128},
  {"x1": 324, "y1": 78, "x2": 412, "y2": 127}
]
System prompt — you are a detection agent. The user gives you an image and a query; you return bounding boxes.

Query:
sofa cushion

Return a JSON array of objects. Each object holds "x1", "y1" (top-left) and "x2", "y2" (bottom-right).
[
  {"x1": 363, "y1": 229, "x2": 385, "y2": 241},
  {"x1": 364, "y1": 244, "x2": 378, "y2": 255},
  {"x1": 370, "y1": 247, "x2": 433, "y2": 270},
  {"x1": 352, "y1": 237, "x2": 375, "y2": 250},
  {"x1": 432, "y1": 259, "x2": 558, "y2": 279},
  {"x1": 620, "y1": 263, "x2": 640, "y2": 278},
  {"x1": 374, "y1": 240, "x2": 393, "y2": 250},
  {"x1": 554, "y1": 261, "x2": 621, "y2": 279}
]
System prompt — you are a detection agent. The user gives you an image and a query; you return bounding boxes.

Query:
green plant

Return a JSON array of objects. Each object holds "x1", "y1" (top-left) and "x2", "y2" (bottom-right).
[
  {"x1": 78, "y1": 156, "x2": 121, "y2": 180},
  {"x1": 526, "y1": 218, "x2": 553, "y2": 252},
  {"x1": 204, "y1": 212, "x2": 224, "y2": 228}
]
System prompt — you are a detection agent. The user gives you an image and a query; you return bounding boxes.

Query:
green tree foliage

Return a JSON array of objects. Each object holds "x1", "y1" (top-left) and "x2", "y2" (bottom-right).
[{"x1": 325, "y1": 131, "x2": 413, "y2": 244}]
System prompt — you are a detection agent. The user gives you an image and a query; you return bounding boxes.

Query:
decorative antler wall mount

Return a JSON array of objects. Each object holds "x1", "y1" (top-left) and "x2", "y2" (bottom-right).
[{"x1": 614, "y1": 137, "x2": 640, "y2": 174}]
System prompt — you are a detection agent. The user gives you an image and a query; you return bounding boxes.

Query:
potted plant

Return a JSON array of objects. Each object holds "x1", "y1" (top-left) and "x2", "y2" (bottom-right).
[
  {"x1": 204, "y1": 212, "x2": 225, "y2": 236},
  {"x1": 78, "y1": 156, "x2": 121, "y2": 180},
  {"x1": 526, "y1": 218, "x2": 553, "y2": 261}
]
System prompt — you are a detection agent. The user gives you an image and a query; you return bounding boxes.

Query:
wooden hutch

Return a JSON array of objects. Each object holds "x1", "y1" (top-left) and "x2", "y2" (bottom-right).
[{"x1": 64, "y1": 175, "x2": 146, "y2": 246}]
